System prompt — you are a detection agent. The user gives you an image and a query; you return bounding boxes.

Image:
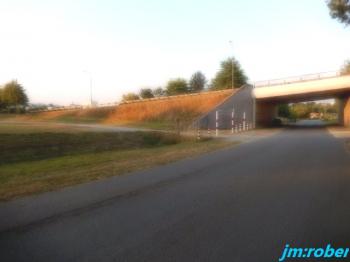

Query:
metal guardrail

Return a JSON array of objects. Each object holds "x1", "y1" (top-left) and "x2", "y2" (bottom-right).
[
  {"x1": 27, "y1": 72, "x2": 346, "y2": 112},
  {"x1": 28, "y1": 102, "x2": 120, "y2": 113},
  {"x1": 119, "y1": 89, "x2": 234, "y2": 105},
  {"x1": 253, "y1": 71, "x2": 341, "y2": 88}
]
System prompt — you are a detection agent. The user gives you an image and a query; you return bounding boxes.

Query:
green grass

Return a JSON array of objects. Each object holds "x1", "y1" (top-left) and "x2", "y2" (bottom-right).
[
  {"x1": 0, "y1": 114, "x2": 14, "y2": 120},
  {"x1": 0, "y1": 124, "x2": 236, "y2": 201},
  {"x1": 0, "y1": 131, "x2": 181, "y2": 165},
  {"x1": 0, "y1": 122, "x2": 83, "y2": 133},
  {"x1": 24, "y1": 113, "x2": 106, "y2": 124},
  {"x1": 45, "y1": 115, "x2": 104, "y2": 123},
  {"x1": 124, "y1": 120, "x2": 177, "y2": 130},
  {"x1": 120, "y1": 115, "x2": 198, "y2": 131},
  {"x1": 323, "y1": 119, "x2": 339, "y2": 126}
]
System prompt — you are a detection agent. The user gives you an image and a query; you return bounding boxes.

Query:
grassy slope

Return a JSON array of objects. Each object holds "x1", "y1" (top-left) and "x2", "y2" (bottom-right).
[
  {"x1": 13, "y1": 90, "x2": 234, "y2": 129},
  {"x1": 18, "y1": 106, "x2": 115, "y2": 123},
  {"x1": 0, "y1": 124, "x2": 236, "y2": 201},
  {"x1": 0, "y1": 121, "x2": 97, "y2": 133},
  {"x1": 0, "y1": 131, "x2": 181, "y2": 165},
  {"x1": 106, "y1": 90, "x2": 234, "y2": 129}
]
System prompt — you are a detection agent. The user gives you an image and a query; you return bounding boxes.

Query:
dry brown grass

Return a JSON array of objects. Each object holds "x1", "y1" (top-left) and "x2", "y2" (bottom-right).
[
  {"x1": 105, "y1": 90, "x2": 235, "y2": 128},
  {"x1": 12, "y1": 90, "x2": 235, "y2": 129},
  {"x1": 18, "y1": 107, "x2": 115, "y2": 123}
]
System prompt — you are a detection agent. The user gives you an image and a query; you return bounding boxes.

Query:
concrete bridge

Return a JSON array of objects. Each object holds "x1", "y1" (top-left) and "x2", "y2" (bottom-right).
[{"x1": 198, "y1": 72, "x2": 350, "y2": 130}]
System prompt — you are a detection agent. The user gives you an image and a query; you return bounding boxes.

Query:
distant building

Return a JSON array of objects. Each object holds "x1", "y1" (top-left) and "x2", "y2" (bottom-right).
[{"x1": 309, "y1": 112, "x2": 324, "y2": 119}]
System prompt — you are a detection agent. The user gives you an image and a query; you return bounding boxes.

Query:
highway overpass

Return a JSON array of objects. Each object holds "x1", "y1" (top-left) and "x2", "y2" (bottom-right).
[
  {"x1": 197, "y1": 72, "x2": 350, "y2": 129},
  {"x1": 253, "y1": 73, "x2": 350, "y2": 126}
]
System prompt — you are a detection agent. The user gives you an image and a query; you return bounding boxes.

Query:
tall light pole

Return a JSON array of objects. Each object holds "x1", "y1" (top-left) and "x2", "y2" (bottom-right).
[
  {"x1": 83, "y1": 70, "x2": 93, "y2": 107},
  {"x1": 229, "y1": 41, "x2": 234, "y2": 89}
]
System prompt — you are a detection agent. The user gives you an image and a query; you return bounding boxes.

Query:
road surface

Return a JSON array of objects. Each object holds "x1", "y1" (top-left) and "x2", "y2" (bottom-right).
[
  {"x1": 293, "y1": 119, "x2": 325, "y2": 127},
  {"x1": 1, "y1": 127, "x2": 350, "y2": 261}
]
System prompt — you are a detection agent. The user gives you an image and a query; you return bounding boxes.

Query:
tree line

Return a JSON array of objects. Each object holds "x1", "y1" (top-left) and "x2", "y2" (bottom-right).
[
  {"x1": 122, "y1": 57, "x2": 248, "y2": 101},
  {"x1": 0, "y1": 80, "x2": 29, "y2": 113},
  {"x1": 278, "y1": 102, "x2": 338, "y2": 120}
]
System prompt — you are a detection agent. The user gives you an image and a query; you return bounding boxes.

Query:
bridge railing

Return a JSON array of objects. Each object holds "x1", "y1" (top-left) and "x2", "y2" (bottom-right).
[{"x1": 253, "y1": 71, "x2": 341, "y2": 88}]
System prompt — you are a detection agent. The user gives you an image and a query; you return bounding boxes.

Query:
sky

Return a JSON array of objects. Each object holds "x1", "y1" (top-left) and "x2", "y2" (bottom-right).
[{"x1": 0, "y1": 0, "x2": 349, "y2": 105}]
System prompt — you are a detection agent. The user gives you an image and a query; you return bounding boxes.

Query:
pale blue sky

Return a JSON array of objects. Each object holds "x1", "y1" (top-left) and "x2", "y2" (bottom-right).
[{"x1": 0, "y1": 0, "x2": 349, "y2": 105}]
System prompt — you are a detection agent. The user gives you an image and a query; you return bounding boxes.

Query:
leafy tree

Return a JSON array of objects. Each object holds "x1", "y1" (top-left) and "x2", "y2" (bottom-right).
[
  {"x1": 166, "y1": 78, "x2": 188, "y2": 95},
  {"x1": 139, "y1": 88, "x2": 154, "y2": 99},
  {"x1": 278, "y1": 104, "x2": 291, "y2": 118},
  {"x1": 153, "y1": 87, "x2": 165, "y2": 97},
  {"x1": 122, "y1": 92, "x2": 140, "y2": 102},
  {"x1": 0, "y1": 88, "x2": 4, "y2": 109},
  {"x1": 288, "y1": 102, "x2": 337, "y2": 119},
  {"x1": 340, "y1": 60, "x2": 350, "y2": 75},
  {"x1": 189, "y1": 71, "x2": 206, "y2": 92},
  {"x1": 327, "y1": 0, "x2": 350, "y2": 26},
  {"x1": 1, "y1": 80, "x2": 28, "y2": 111},
  {"x1": 210, "y1": 57, "x2": 248, "y2": 90}
]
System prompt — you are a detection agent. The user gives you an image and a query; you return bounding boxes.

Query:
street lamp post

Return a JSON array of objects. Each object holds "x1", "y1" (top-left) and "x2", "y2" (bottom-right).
[
  {"x1": 229, "y1": 41, "x2": 234, "y2": 89},
  {"x1": 83, "y1": 70, "x2": 93, "y2": 107}
]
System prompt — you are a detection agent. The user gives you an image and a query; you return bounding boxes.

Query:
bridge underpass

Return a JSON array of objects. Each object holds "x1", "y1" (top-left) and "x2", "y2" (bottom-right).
[
  {"x1": 253, "y1": 73, "x2": 350, "y2": 127},
  {"x1": 196, "y1": 72, "x2": 350, "y2": 131}
]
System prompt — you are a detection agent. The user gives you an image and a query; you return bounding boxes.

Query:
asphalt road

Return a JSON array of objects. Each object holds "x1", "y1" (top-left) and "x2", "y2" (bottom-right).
[
  {"x1": 1, "y1": 127, "x2": 350, "y2": 262},
  {"x1": 294, "y1": 119, "x2": 325, "y2": 127}
]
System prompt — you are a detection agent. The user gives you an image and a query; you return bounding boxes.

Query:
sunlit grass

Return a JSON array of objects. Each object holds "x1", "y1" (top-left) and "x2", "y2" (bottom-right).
[
  {"x1": 0, "y1": 126, "x2": 236, "y2": 201},
  {"x1": 105, "y1": 90, "x2": 234, "y2": 129},
  {"x1": 5, "y1": 90, "x2": 234, "y2": 129}
]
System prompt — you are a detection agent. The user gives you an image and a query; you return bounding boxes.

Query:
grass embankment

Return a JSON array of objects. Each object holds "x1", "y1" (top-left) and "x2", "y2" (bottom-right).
[
  {"x1": 18, "y1": 107, "x2": 115, "y2": 123},
  {"x1": 0, "y1": 124, "x2": 235, "y2": 201},
  {"x1": 0, "y1": 121, "x2": 99, "y2": 134},
  {"x1": 106, "y1": 90, "x2": 234, "y2": 129},
  {"x1": 12, "y1": 90, "x2": 234, "y2": 129}
]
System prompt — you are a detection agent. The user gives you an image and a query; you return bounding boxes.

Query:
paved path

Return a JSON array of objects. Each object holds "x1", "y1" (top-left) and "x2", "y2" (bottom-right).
[
  {"x1": 1, "y1": 128, "x2": 350, "y2": 261},
  {"x1": 0, "y1": 120, "x2": 150, "y2": 132},
  {"x1": 293, "y1": 119, "x2": 325, "y2": 127}
]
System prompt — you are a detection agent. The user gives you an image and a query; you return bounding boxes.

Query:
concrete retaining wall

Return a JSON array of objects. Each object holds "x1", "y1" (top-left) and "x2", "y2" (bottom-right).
[{"x1": 196, "y1": 85, "x2": 255, "y2": 130}]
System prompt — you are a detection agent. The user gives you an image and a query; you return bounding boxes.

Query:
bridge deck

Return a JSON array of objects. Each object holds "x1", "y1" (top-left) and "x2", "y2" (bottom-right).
[{"x1": 253, "y1": 74, "x2": 350, "y2": 102}]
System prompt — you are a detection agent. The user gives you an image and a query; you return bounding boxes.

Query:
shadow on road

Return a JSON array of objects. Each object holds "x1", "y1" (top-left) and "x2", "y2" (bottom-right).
[{"x1": 284, "y1": 119, "x2": 337, "y2": 129}]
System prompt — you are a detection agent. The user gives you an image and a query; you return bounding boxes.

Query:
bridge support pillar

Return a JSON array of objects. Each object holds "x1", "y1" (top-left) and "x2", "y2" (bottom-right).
[
  {"x1": 343, "y1": 96, "x2": 350, "y2": 127},
  {"x1": 337, "y1": 96, "x2": 350, "y2": 127},
  {"x1": 255, "y1": 101, "x2": 277, "y2": 127}
]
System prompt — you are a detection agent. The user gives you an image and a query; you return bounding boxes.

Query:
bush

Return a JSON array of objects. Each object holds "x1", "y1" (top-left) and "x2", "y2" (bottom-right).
[
  {"x1": 139, "y1": 88, "x2": 154, "y2": 99},
  {"x1": 271, "y1": 118, "x2": 283, "y2": 127},
  {"x1": 166, "y1": 78, "x2": 188, "y2": 95},
  {"x1": 141, "y1": 132, "x2": 181, "y2": 146},
  {"x1": 122, "y1": 93, "x2": 140, "y2": 102}
]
